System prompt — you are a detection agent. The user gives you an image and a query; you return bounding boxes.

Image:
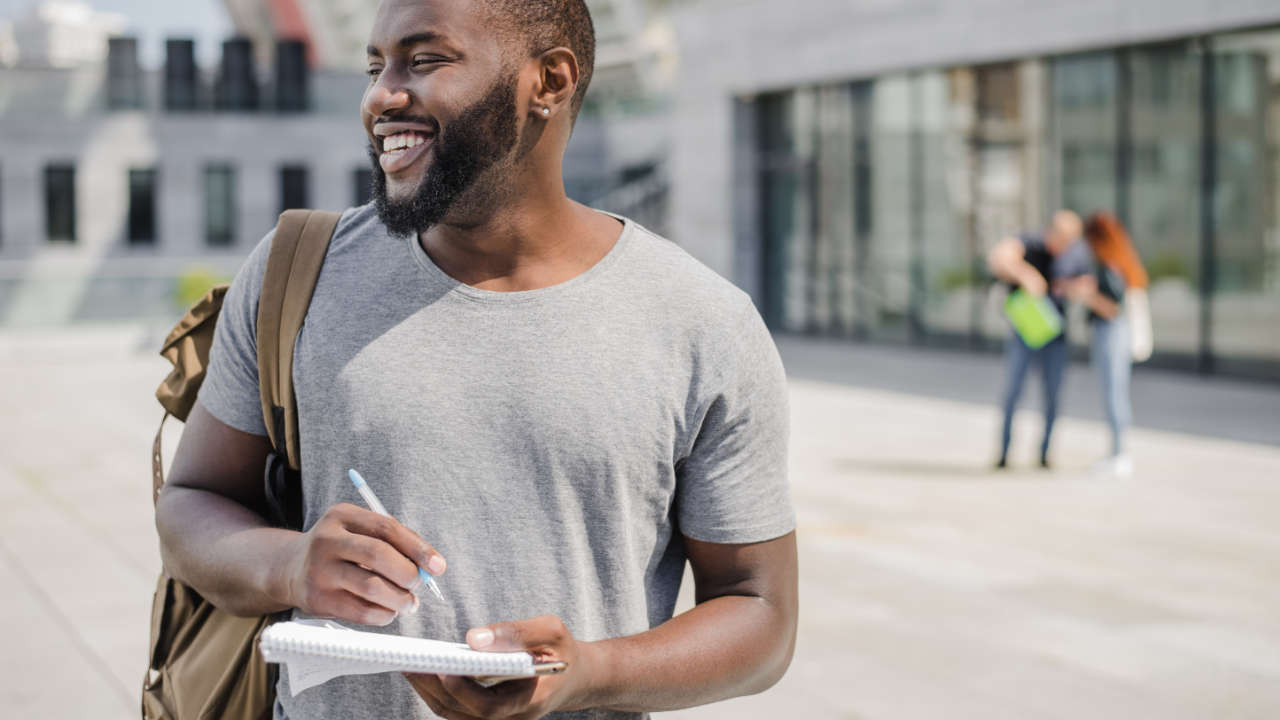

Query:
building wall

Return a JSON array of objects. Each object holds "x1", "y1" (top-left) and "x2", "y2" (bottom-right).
[
  {"x1": 668, "y1": 0, "x2": 1280, "y2": 280},
  {"x1": 0, "y1": 64, "x2": 368, "y2": 325}
]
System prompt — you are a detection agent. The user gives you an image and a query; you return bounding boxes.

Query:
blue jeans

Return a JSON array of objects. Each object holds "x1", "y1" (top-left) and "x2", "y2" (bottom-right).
[
  {"x1": 1092, "y1": 317, "x2": 1132, "y2": 456},
  {"x1": 999, "y1": 333, "x2": 1068, "y2": 463}
]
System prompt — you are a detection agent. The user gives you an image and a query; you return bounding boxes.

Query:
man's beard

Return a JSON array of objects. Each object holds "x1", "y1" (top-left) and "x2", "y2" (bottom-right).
[{"x1": 370, "y1": 77, "x2": 519, "y2": 237}]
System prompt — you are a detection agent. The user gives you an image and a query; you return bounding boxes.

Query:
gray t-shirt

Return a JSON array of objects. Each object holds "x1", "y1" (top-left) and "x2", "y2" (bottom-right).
[{"x1": 199, "y1": 204, "x2": 794, "y2": 720}]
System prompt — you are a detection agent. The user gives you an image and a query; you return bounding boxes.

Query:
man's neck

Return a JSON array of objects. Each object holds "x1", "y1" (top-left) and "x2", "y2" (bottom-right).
[{"x1": 418, "y1": 186, "x2": 623, "y2": 293}]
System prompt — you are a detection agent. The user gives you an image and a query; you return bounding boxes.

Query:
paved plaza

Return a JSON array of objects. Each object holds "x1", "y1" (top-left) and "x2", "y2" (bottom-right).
[{"x1": 1, "y1": 326, "x2": 1277, "y2": 719}]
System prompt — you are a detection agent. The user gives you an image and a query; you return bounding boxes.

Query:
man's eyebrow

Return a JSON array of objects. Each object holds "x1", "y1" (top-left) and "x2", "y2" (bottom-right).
[{"x1": 367, "y1": 32, "x2": 445, "y2": 57}]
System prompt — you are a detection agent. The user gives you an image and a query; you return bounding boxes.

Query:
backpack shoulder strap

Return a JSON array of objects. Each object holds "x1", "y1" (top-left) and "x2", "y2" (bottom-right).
[{"x1": 256, "y1": 209, "x2": 342, "y2": 470}]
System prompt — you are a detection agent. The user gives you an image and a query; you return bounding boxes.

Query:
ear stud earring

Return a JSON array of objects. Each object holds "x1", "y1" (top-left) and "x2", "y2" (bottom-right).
[{"x1": 541, "y1": 107, "x2": 551, "y2": 116}]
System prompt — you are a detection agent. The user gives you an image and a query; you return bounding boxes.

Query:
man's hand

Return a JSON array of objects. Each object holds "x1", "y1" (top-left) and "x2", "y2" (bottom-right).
[
  {"x1": 1059, "y1": 274, "x2": 1098, "y2": 302},
  {"x1": 277, "y1": 503, "x2": 447, "y2": 626},
  {"x1": 1019, "y1": 268, "x2": 1048, "y2": 297},
  {"x1": 988, "y1": 237, "x2": 1047, "y2": 297},
  {"x1": 404, "y1": 615, "x2": 598, "y2": 720}
]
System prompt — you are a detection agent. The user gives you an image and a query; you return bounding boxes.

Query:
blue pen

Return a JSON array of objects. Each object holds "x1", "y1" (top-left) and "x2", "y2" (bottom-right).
[{"x1": 348, "y1": 469, "x2": 445, "y2": 603}]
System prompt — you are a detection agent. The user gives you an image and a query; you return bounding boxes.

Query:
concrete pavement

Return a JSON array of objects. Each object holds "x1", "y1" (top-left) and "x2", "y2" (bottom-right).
[{"x1": 1, "y1": 326, "x2": 1277, "y2": 719}]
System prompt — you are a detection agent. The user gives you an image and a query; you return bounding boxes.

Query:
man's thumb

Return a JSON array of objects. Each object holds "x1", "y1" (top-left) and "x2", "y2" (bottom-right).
[{"x1": 467, "y1": 616, "x2": 566, "y2": 652}]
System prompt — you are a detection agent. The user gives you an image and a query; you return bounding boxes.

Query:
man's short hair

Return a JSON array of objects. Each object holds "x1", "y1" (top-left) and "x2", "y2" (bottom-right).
[{"x1": 485, "y1": 0, "x2": 595, "y2": 117}]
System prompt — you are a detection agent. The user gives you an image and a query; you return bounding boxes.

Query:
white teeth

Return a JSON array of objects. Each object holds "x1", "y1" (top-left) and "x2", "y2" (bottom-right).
[{"x1": 382, "y1": 132, "x2": 429, "y2": 152}]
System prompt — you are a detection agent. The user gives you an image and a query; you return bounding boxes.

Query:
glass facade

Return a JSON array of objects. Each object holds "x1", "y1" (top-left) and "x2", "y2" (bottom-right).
[{"x1": 747, "y1": 28, "x2": 1280, "y2": 381}]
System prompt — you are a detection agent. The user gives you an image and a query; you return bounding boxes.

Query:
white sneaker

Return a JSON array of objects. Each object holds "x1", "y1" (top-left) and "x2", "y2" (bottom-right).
[
  {"x1": 1093, "y1": 454, "x2": 1133, "y2": 478},
  {"x1": 1112, "y1": 454, "x2": 1133, "y2": 477}
]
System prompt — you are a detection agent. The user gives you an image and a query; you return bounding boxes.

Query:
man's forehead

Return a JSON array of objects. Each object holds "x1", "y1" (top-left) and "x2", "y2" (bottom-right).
[{"x1": 368, "y1": 0, "x2": 488, "y2": 49}]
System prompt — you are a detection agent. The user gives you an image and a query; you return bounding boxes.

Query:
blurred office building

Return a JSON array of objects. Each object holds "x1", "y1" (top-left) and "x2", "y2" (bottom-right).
[
  {"x1": 0, "y1": 19, "x2": 367, "y2": 326},
  {"x1": 667, "y1": 0, "x2": 1280, "y2": 380}
]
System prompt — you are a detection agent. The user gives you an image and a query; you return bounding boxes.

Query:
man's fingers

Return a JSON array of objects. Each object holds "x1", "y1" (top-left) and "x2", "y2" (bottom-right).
[
  {"x1": 338, "y1": 503, "x2": 447, "y2": 577},
  {"x1": 468, "y1": 615, "x2": 567, "y2": 653},
  {"x1": 334, "y1": 562, "x2": 417, "y2": 616},
  {"x1": 404, "y1": 674, "x2": 485, "y2": 720},
  {"x1": 439, "y1": 674, "x2": 536, "y2": 717},
  {"x1": 326, "y1": 589, "x2": 399, "y2": 627},
  {"x1": 338, "y1": 530, "x2": 422, "y2": 592}
]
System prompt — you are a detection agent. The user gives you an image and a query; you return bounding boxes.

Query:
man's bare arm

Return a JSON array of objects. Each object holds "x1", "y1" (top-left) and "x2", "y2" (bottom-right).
[
  {"x1": 155, "y1": 402, "x2": 443, "y2": 622},
  {"x1": 988, "y1": 237, "x2": 1047, "y2": 296},
  {"x1": 588, "y1": 531, "x2": 799, "y2": 711},
  {"x1": 155, "y1": 402, "x2": 295, "y2": 615},
  {"x1": 406, "y1": 531, "x2": 798, "y2": 717}
]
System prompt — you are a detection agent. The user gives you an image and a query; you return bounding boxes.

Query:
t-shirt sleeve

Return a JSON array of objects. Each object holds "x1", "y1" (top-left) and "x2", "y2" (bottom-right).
[
  {"x1": 196, "y1": 229, "x2": 275, "y2": 436},
  {"x1": 676, "y1": 299, "x2": 795, "y2": 544},
  {"x1": 1019, "y1": 233, "x2": 1046, "y2": 254}
]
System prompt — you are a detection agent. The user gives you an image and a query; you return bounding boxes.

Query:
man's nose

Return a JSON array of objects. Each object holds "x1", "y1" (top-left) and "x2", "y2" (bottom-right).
[{"x1": 363, "y1": 85, "x2": 411, "y2": 118}]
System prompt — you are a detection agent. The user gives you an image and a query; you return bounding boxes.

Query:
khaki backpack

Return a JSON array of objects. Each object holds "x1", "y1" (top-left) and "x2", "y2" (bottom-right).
[{"x1": 143, "y1": 209, "x2": 341, "y2": 720}]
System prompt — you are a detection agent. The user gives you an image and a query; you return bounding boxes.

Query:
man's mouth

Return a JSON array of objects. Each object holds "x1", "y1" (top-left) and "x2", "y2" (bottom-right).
[{"x1": 378, "y1": 130, "x2": 434, "y2": 175}]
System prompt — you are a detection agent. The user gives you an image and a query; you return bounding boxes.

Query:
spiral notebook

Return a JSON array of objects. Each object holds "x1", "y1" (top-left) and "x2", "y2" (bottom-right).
[{"x1": 260, "y1": 619, "x2": 539, "y2": 695}]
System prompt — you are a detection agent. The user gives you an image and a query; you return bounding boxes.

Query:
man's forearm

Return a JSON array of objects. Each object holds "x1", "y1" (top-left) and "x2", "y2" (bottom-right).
[
  {"x1": 156, "y1": 485, "x2": 299, "y2": 616},
  {"x1": 582, "y1": 593, "x2": 795, "y2": 712},
  {"x1": 1085, "y1": 293, "x2": 1120, "y2": 319}
]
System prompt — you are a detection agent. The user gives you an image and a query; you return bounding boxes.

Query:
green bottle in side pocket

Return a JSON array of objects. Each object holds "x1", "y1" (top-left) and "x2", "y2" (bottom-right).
[{"x1": 1003, "y1": 289, "x2": 1063, "y2": 349}]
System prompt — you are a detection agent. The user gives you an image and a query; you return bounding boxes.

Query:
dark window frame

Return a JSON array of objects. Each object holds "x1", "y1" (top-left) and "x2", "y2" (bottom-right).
[
  {"x1": 127, "y1": 167, "x2": 158, "y2": 245},
  {"x1": 44, "y1": 164, "x2": 77, "y2": 243},
  {"x1": 280, "y1": 164, "x2": 310, "y2": 214},
  {"x1": 204, "y1": 163, "x2": 237, "y2": 248},
  {"x1": 353, "y1": 167, "x2": 374, "y2": 207}
]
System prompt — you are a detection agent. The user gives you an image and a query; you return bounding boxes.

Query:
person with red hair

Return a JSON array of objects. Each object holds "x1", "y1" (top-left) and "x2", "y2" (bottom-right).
[{"x1": 1061, "y1": 211, "x2": 1153, "y2": 476}]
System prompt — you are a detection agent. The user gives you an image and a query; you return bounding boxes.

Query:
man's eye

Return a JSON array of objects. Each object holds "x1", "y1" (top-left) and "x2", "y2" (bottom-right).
[
  {"x1": 412, "y1": 57, "x2": 443, "y2": 68},
  {"x1": 366, "y1": 67, "x2": 383, "y2": 77}
]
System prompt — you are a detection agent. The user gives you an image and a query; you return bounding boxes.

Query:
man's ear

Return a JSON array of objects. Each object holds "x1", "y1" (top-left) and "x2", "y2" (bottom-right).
[{"x1": 529, "y1": 47, "x2": 579, "y2": 119}]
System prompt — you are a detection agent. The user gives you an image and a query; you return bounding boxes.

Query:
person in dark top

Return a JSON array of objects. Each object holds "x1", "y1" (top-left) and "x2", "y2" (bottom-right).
[{"x1": 987, "y1": 210, "x2": 1092, "y2": 469}]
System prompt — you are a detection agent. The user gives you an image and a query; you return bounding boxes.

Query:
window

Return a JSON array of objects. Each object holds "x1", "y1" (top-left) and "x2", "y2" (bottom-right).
[
  {"x1": 275, "y1": 40, "x2": 309, "y2": 112},
  {"x1": 216, "y1": 37, "x2": 259, "y2": 111},
  {"x1": 127, "y1": 168, "x2": 157, "y2": 245},
  {"x1": 45, "y1": 165, "x2": 76, "y2": 243},
  {"x1": 353, "y1": 167, "x2": 374, "y2": 207},
  {"x1": 280, "y1": 165, "x2": 309, "y2": 213},
  {"x1": 165, "y1": 39, "x2": 199, "y2": 111},
  {"x1": 107, "y1": 36, "x2": 143, "y2": 110},
  {"x1": 204, "y1": 164, "x2": 237, "y2": 247},
  {"x1": 976, "y1": 62, "x2": 1020, "y2": 122}
]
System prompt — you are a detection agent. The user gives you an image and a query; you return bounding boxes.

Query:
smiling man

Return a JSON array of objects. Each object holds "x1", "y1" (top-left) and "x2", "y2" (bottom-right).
[{"x1": 154, "y1": 1, "x2": 797, "y2": 719}]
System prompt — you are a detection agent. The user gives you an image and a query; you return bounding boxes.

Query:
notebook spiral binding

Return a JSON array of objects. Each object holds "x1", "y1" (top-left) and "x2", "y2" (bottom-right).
[{"x1": 261, "y1": 623, "x2": 533, "y2": 677}]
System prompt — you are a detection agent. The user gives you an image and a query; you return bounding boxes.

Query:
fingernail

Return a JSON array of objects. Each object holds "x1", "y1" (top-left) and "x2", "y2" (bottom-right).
[
  {"x1": 427, "y1": 555, "x2": 446, "y2": 575},
  {"x1": 468, "y1": 628, "x2": 494, "y2": 648},
  {"x1": 404, "y1": 595, "x2": 419, "y2": 614}
]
